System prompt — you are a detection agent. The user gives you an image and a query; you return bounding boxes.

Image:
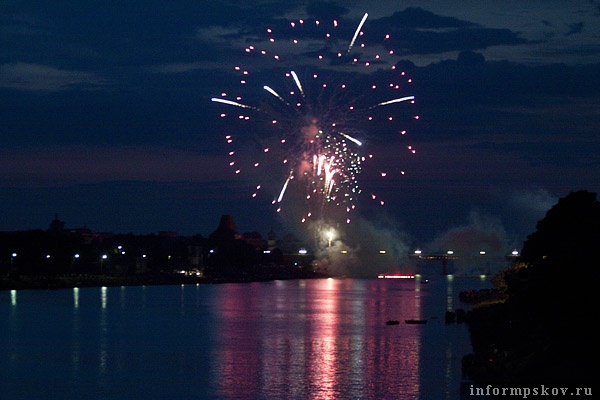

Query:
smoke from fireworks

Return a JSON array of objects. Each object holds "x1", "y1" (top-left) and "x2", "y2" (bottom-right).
[{"x1": 211, "y1": 12, "x2": 418, "y2": 229}]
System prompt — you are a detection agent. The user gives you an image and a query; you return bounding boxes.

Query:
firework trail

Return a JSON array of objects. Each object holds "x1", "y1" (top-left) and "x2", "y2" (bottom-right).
[{"x1": 211, "y1": 12, "x2": 418, "y2": 227}]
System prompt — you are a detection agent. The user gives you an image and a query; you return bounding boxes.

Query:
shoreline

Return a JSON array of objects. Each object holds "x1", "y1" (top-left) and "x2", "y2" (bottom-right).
[{"x1": 0, "y1": 270, "x2": 330, "y2": 291}]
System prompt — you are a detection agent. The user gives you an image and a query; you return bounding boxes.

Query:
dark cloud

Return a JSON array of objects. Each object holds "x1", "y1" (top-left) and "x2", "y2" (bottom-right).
[
  {"x1": 377, "y1": 7, "x2": 477, "y2": 29},
  {"x1": 564, "y1": 22, "x2": 584, "y2": 36},
  {"x1": 306, "y1": 1, "x2": 349, "y2": 20},
  {"x1": 0, "y1": 1, "x2": 598, "y2": 247},
  {"x1": 370, "y1": 8, "x2": 528, "y2": 55}
]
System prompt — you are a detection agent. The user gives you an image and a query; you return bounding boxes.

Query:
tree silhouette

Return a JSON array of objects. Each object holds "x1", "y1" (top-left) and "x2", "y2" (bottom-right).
[{"x1": 464, "y1": 190, "x2": 599, "y2": 383}]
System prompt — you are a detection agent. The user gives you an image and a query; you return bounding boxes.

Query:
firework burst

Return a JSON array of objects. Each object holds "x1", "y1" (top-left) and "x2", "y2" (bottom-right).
[{"x1": 211, "y1": 12, "x2": 418, "y2": 227}]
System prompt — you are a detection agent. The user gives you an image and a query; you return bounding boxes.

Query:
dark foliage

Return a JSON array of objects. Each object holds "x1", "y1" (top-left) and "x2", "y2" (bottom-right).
[{"x1": 463, "y1": 190, "x2": 599, "y2": 384}]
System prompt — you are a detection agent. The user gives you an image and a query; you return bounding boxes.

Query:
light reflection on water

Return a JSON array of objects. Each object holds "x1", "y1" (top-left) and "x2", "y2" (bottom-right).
[{"x1": 0, "y1": 276, "x2": 490, "y2": 399}]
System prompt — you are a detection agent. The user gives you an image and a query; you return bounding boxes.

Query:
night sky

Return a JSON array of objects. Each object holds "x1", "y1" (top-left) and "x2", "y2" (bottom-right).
[{"x1": 2, "y1": 1, "x2": 599, "y2": 257}]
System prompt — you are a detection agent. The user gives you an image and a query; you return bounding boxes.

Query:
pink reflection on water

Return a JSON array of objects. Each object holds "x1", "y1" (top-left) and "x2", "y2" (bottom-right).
[
  {"x1": 212, "y1": 283, "x2": 263, "y2": 398},
  {"x1": 212, "y1": 279, "x2": 423, "y2": 399},
  {"x1": 305, "y1": 278, "x2": 339, "y2": 399}
]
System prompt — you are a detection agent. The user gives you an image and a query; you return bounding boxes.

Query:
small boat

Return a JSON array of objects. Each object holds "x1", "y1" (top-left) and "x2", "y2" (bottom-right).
[
  {"x1": 378, "y1": 273, "x2": 415, "y2": 279},
  {"x1": 385, "y1": 320, "x2": 400, "y2": 325},
  {"x1": 404, "y1": 319, "x2": 427, "y2": 324}
]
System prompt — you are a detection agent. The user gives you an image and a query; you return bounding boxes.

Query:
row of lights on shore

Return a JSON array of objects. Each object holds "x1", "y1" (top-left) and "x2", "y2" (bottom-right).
[
  {"x1": 8, "y1": 245, "x2": 150, "y2": 262},
  {"x1": 264, "y1": 248, "x2": 521, "y2": 256},
  {"x1": 413, "y1": 249, "x2": 520, "y2": 256},
  {"x1": 9, "y1": 248, "x2": 521, "y2": 260}
]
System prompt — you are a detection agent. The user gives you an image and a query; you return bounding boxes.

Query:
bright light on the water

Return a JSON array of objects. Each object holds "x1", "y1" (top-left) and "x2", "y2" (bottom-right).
[
  {"x1": 73, "y1": 287, "x2": 79, "y2": 308},
  {"x1": 101, "y1": 286, "x2": 107, "y2": 309}
]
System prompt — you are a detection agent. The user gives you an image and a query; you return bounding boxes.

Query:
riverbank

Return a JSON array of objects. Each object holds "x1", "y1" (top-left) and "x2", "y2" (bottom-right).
[
  {"x1": 0, "y1": 269, "x2": 329, "y2": 291},
  {"x1": 0, "y1": 273, "x2": 205, "y2": 291},
  {"x1": 461, "y1": 289, "x2": 595, "y2": 384}
]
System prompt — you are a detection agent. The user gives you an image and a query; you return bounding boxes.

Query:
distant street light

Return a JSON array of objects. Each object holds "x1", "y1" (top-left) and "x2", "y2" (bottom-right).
[
  {"x1": 101, "y1": 254, "x2": 107, "y2": 273},
  {"x1": 71, "y1": 253, "x2": 80, "y2": 271}
]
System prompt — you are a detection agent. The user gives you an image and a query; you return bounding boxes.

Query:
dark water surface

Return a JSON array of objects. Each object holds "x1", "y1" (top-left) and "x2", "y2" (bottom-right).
[{"x1": 1, "y1": 275, "x2": 491, "y2": 399}]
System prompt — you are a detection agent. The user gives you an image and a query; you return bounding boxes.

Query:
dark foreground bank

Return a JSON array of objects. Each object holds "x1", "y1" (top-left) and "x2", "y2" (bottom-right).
[{"x1": 461, "y1": 191, "x2": 599, "y2": 386}]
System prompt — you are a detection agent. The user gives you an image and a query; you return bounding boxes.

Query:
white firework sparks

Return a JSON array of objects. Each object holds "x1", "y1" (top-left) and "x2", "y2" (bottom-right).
[{"x1": 212, "y1": 12, "x2": 418, "y2": 226}]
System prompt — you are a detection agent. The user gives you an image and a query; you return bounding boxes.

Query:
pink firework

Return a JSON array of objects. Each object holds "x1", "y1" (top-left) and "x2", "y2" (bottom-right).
[{"x1": 212, "y1": 13, "x2": 418, "y2": 226}]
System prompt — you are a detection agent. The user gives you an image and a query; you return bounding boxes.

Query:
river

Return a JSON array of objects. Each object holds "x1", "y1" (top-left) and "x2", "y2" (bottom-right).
[{"x1": 1, "y1": 275, "x2": 491, "y2": 399}]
